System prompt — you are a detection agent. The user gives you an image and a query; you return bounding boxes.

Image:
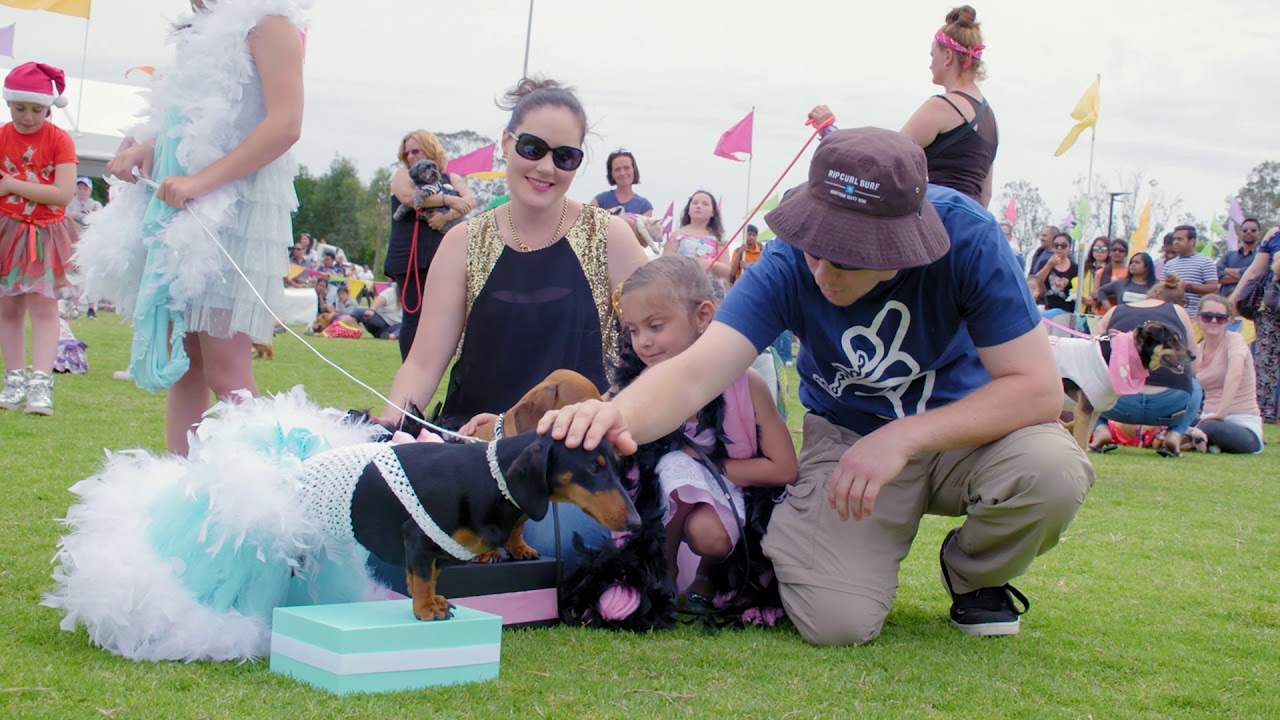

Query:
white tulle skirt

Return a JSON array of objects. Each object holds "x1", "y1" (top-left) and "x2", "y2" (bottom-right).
[{"x1": 42, "y1": 388, "x2": 386, "y2": 662}]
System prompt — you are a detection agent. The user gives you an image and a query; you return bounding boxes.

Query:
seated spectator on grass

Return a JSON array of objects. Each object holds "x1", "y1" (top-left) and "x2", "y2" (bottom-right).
[
  {"x1": 1186, "y1": 294, "x2": 1264, "y2": 454},
  {"x1": 358, "y1": 283, "x2": 402, "y2": 340},
  {"x1": 314, "y1": 276, "x2": 336, "y2": 315},
  {"x1": 1090, "y1": 273, "x2": 1201, "y2": 457},
  {"x1": 298, "y1": 233, "x2": 319, "y2": 266},
  {"x1": 331, "y1": 284, "x2": 361, "y2": 317}
]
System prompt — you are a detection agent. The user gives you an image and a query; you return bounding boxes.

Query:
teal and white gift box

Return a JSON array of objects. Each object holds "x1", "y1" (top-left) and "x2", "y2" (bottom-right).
[{"x1": 270, "y1": 600, "x2": 502, "y2": 695}]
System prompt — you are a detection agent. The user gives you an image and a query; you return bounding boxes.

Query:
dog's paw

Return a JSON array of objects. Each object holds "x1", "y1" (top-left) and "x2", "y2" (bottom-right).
[
  {"x1": 472, "y1": 550, "x2": 504, "y2": 564},
  {"x1": 505, "y1": 542, "x2": 540, "y2": 561},
  {"x1": 413, "y1": 595, "x2": 454, "y2": 621}
]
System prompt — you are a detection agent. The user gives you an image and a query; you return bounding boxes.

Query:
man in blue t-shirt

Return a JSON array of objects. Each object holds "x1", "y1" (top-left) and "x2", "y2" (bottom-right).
[{"x1": 540, "y1": 128, "x2": 1094, "y2": 644}]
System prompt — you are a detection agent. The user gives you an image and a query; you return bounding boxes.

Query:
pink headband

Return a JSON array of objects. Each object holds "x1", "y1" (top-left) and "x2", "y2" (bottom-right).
[{"x1": 935, "y1": 30, "x2": 985, "y2": 69}]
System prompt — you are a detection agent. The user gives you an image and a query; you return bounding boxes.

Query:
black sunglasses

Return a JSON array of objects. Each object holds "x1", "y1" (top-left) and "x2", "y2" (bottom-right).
[
  {"x1": 1199, "y1": 311, "x2": 1229, "y2": 324},
  {"x1": 506, "y1": 131, "x2": 584, "y2": 171},
  {"x1": 1110, "y1": 247, "x2": 1128, "y2": 253},
  {"x1": 1053, "y1": 242, "x2": 1071, "y2": 249},
  {"x1": 1092, "y1": 246, "x2": 1109, "y2": 252},
  {"x1": 1241, "y1": 227, "x2": 1260, "y2": 233}
]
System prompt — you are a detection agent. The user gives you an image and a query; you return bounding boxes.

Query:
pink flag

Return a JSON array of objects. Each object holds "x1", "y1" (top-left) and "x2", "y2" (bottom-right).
[
  {"x1": 1228, "y1": 197, "x2": 1245, "y2": 225},
  {"x1": 661, "y1": 202, "x2": 673, "y2": 222},
  {"x1": 714, "y1": 111, "x2": 754, "y2": 161},
  {"x1": 1004, "y1": 198, "x2": 1017, "y2": 225},
  {"x1": 446, "y1": 144, "x2": 495, "y2": 176},
  {"x1": 1226, "y1": 220, "x2": 1239, "y2": 253},
  {"x1": 0, "y1": 24, "x2": 14, "y2": 58}
]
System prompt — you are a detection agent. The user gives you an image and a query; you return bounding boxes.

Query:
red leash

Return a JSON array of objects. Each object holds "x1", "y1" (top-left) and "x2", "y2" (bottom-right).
[
  {"x1": 400, "y1": 216, "x2": 424, "y2": 315},
  {"x1": 703, "y1": 115, "x2": 836, "y2": 272}
]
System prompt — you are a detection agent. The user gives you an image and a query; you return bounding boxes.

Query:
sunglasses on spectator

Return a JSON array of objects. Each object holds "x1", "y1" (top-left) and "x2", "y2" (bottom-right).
[
  {"x1": 1199, "y1": 312, "x2": 1229, "y2": 324},
  {"x1": 1241, "y1": 227, "x2": 1260, "y2": 233},
  {"x1": 506, "y1": 131, "x2": 585, "y2": 171},
  {"x1": 1053, "y1": 242, "x2": 1071, "y2": 249},
  {"x1": 1092, "y1": 246, "x2": 1109, "y2": 253},
  {"x1": 1111, "y1": 247, "x2": 1128, "y2": 253}
]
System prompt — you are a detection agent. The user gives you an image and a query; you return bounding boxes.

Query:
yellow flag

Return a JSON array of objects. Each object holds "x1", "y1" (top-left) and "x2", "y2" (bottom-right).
[
  {"x1": 1127, "y1": 201, "x2": 1153, "y2": 257},
  {"x1": 1053, "y1": 77, "x2": 1100, "y2": 157},
  {"x1": 0, "y1": 0, "x2": 91, "y2": 19}
]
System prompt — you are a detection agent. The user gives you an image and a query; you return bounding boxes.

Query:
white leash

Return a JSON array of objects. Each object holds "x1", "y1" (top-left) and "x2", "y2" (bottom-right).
[{"x1": 131, "y1": 168, "x2": 479, "y2": 443}]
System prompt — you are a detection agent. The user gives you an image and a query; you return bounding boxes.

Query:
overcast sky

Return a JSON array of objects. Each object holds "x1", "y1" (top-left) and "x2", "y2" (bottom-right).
[{"x1": 5, "y1": 0, "x2": 1277, "y2": 241}]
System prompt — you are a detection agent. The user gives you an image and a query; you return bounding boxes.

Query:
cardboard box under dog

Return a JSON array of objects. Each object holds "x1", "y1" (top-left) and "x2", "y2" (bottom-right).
[
  {"x1": 270, "y1": 601, "x2": 501, "y2": 695},
  {"x1": 369, "y1": 556, "x2": 560, "y2": 628}
]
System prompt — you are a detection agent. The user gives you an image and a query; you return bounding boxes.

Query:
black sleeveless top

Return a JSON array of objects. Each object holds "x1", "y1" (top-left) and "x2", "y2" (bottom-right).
[
  {"x1": 1108, "y1": 303, "x2": 1193, "y2": 392},
  {"x1": 383, "y1": 196, "x2": 445, "y2": 277},
  {"x1": 438, "y1": 238, "x2": 607, "y2": 427},
  {"x1": 924, "y1": 92, "x2": 999, "y2": 203}
]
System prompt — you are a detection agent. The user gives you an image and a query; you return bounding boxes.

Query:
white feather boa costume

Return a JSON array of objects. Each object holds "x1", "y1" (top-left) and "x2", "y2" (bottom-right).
[
  {"x1": 42, "y1": 388, "x2": 390, "y2": 662},
  {"x1": 74, "y1": 0, "x2": 310, "y2": 317}
]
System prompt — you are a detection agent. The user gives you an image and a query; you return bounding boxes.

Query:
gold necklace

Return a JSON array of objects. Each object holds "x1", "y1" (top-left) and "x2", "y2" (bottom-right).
[{"x1": 508, "y1": 200, "x2": 569, "y2": 252}]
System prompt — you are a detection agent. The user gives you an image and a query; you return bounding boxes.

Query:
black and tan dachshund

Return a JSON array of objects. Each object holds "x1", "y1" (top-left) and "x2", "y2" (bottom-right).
[{"x1": 349, "y1": 432, "x2": 641, "y2": 621}]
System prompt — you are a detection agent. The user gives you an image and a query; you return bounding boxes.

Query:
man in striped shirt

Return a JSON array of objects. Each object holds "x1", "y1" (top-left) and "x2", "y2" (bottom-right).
[{"x1": 1160, "y1": 225, "x2": 1219, "y2": 318}]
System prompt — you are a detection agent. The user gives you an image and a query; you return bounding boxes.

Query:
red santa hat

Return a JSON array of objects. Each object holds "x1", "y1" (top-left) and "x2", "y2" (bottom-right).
[{"x1": 4, "y1": 62, "x2": 69, "y2": 109}]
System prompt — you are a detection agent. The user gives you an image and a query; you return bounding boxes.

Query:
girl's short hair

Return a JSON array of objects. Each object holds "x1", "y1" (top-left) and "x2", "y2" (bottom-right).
[{"x1": 619, "y1": 256, "x2": 716, "y2": 320}]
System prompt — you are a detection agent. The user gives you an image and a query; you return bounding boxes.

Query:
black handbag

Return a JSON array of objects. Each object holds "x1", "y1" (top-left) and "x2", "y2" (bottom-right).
[{"x1": 1237, "y1": 275, "x2": 1268, "y2": 320}]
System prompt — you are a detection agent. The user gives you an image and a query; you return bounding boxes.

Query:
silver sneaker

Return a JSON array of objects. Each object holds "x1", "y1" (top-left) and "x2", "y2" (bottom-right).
[
  {"x1": 24, "y1": 370, "x2": 53, "y2": 416},
  {"x1": 0, "y1": 369, "x2": 26, "y2": 411}
]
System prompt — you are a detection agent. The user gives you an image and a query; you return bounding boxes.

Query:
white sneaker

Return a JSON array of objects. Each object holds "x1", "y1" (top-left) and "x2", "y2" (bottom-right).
[
  {"x1": 112, "y1": 370, "x2": 133, "y2": 381},
  {"x1": 24, "y1": 371, "x2": 53, "y2": 416},
  {"x1": 0, "y1": 369, "x2": 26, "y2": 410}
]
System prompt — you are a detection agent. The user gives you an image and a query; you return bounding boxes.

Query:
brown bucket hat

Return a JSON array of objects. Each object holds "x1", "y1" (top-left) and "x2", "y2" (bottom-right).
[{"x1": 765, "y1": 127, "x2": 949, "y2": 271}]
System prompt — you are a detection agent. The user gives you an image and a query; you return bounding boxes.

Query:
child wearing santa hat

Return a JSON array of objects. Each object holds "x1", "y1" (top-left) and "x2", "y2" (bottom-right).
[
  {"x1": 76, "y1": 0, "x2": 308, "y2": 455},
  {"x1": 0, "y1": 62, "x2": 78, "y2": 417}
]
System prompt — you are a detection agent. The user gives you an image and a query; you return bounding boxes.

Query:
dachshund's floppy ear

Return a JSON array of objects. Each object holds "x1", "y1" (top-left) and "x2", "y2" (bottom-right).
[
  {"x1": 510, "y1": 384, "x2": 557, "y2": 436},
  {"x1": 506, "y1": 435, "x2": 554, "y2": 521}
]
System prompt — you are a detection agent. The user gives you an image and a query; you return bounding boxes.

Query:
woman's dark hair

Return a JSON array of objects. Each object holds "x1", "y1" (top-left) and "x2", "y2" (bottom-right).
[
  {"x1": 1127, "y1": 252, "x2": 1155, "y2": 285},
  {"x1": 498, "y1": 76, "x2": 587, "y2": 142},
  {"x1": 680, "y1": 190, "x2": 724, "y2": 241},
  {"x1": 606, "y1": 150, "x2": 639, "y2": 186},
  {"x1": 1148, "y1": 272, "x2": 1187, "y2": 305}
]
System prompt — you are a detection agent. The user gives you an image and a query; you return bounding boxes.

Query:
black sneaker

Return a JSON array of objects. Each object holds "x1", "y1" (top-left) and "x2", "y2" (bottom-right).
[{"x1": 940, "y1": 528, "x2": 1030, "y2": 637}]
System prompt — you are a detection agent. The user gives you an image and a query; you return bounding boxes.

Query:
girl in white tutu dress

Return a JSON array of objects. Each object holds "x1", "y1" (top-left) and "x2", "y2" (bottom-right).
[
  {"x1": 613, "y1": 257, "x2": 797, "y2": 606},
  {"x1": 75, "y1": 0, "x2": 307, "y2": 455}
]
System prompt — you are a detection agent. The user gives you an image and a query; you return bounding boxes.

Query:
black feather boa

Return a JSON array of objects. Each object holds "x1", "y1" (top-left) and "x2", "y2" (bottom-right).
[{"x1": 558, "y1": 336, "x2": 787, "y2": 631}]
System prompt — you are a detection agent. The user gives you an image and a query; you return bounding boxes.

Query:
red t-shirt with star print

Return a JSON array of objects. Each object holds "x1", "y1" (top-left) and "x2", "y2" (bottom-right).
[{"x1": 0, "y1": 121, "x2": 77, "y2": 225}]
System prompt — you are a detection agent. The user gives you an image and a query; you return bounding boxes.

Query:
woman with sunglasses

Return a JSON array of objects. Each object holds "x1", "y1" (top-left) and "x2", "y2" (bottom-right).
[
  {"x1": 377, "y1": 77, "x2": 647, "y2": 567},
  {"x1": 1034, "y1": 233, "x2": 1077, "y2": 315},
  {"x1": 1079, "y1": 236, "x2": 1112, "y2": 315},
  {"x1": 386, "y1": 130, "x2": 476, "y2": 360},
  {"x1": 1090, "y1": 273, "x2": 1201, "y2": 457},
  {"x1": 1183, "y1": 295, "x2": 1263, "y2": 454},
  {"x1": 806, "y1": 6, "x2": 996, "y2": 207},
  {"x1": 665, "y1": 190, "x2": 731, "y2": 280},
  {"x1": 1098, "y1": 239, "x2": 1130, "y2": 286}
]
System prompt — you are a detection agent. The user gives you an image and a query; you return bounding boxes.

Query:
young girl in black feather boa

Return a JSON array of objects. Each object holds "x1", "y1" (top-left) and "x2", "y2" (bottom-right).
[{"x1": 559, "y1": 256, "x2": 797, "y2": 630}]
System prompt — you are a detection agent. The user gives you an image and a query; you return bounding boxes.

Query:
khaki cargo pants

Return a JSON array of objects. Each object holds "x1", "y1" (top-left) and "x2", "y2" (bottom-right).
[{"x1": 763, "y1": 413, "x2": 1095, "y2": 646}]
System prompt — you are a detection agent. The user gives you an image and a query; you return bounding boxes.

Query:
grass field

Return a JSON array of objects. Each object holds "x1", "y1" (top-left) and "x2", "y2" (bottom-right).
[{"x1": 2, "y1": 316, "x2": 1278, "y2": 719}]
